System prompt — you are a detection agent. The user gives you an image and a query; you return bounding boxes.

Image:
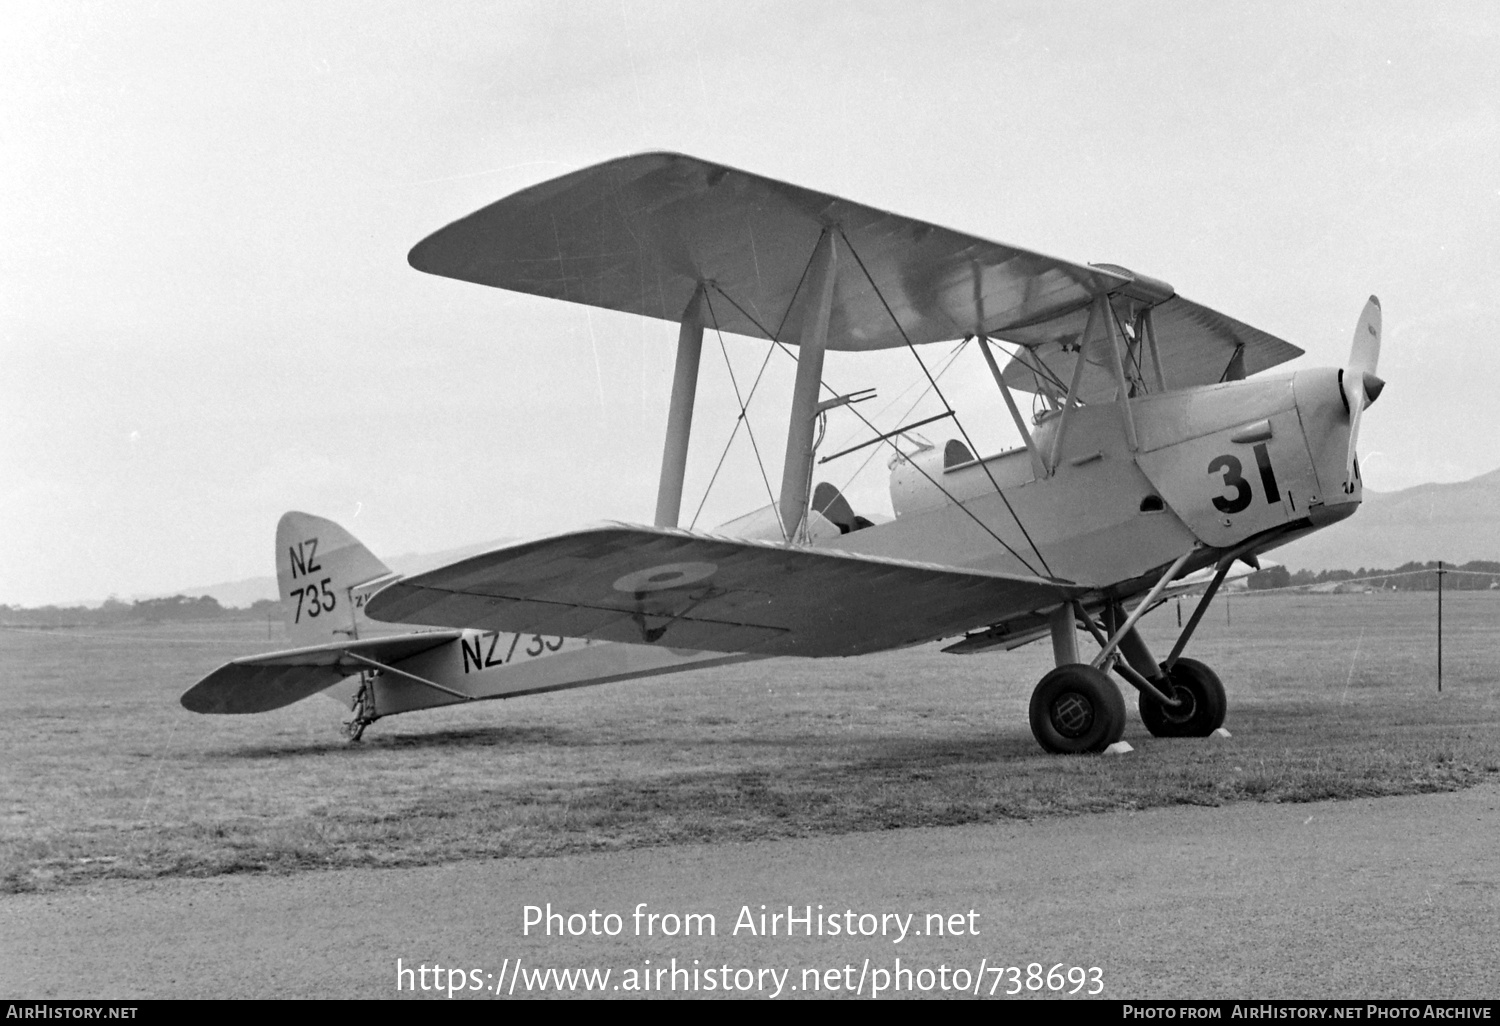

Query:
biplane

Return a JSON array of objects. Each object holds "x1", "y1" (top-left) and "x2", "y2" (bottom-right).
[{"x1": 185, "y1": 153, "x2": 1383, "y2": 753}]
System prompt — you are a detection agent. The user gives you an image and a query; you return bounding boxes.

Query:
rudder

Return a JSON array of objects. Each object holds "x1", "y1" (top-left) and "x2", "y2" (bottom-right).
[{"x1": 275, "y1": 511, "x2": 394, "y2": 646}]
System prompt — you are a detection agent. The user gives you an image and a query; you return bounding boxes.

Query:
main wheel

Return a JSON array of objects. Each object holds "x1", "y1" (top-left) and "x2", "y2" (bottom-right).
[
  {"x1": 1029, "y1": 664, "x2": 1127, "y2": 754},
  {"x1": 1138, "y1": 657, "x2": 1227, "y2": 738}
]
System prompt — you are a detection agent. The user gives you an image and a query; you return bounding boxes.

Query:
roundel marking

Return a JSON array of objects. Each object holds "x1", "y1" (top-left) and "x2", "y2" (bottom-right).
[{"x1": 612, "y1": 561, "x2": 718, "y2": 593}]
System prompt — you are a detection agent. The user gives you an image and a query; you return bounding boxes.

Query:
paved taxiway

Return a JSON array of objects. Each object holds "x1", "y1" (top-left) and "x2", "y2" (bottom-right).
[{"x1": 6, "y1": 782, "x2": 1498, "y2": 999}]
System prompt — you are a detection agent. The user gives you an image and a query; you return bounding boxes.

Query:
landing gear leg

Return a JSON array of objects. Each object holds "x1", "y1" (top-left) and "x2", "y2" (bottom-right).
[
  {"x1": 1095, "y1": 553, "x2": 1236, "y2": 739},
  {"x1": 1027, "y1": 604, "x2": 1126, "y2": 754},
  {"x1": 344, "y1": 670, "x2": 380, "y2": 742}
]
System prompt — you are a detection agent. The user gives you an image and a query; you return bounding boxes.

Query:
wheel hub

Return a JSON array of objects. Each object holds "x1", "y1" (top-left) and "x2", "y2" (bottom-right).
[
  {"x1": 1161, "y1": 683, "x2": 1197, "y2": 724},
  {"x1": 1050, "y1": 692, "x2": 1095, "y2": 737}
]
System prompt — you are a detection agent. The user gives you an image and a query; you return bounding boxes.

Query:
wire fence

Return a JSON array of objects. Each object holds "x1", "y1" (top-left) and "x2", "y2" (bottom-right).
[
  {"x1": 1245, "y1": 566, "x2": 1499, "y2": 594},
  {"x1": 1218, "y1": 561, "x2": 1491, "y2": 692}
]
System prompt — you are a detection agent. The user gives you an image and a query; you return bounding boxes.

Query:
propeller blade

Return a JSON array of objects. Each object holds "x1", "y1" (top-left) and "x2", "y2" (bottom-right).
[
  {"x1": 1342, "y1": 295, "x2": 1383, "y2": 488},
  {"x1": 1344, "y1": 382, "x2": 1365, "y2": 485},
  {"x1": 1350, "y1": 295, "x2": 1381, "y2": 378}
]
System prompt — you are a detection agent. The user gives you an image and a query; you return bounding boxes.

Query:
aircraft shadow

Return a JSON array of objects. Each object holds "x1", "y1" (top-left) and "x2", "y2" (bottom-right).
[
  {"x1": 222, "y1": 724, "x2": 574, "y2": 760},
  {"x1": 212, "y1": 724, "x2": 1047, "y2": 768}
]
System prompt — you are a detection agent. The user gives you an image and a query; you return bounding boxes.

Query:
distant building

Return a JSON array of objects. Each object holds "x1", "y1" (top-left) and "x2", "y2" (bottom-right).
[{"x1": 1307, "y1": 581, "x2": 1373, "y2": 595}]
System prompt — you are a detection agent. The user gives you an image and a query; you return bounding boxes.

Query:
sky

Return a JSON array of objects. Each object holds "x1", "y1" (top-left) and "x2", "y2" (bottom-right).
[{"x1": 3, "y1": 1, "x2": 1497, "y2": 606}]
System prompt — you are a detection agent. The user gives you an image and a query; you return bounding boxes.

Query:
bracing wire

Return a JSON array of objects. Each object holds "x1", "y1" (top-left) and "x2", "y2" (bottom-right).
[
  {"x1": 688, "y1": 424, "x2": 744, "y2": 531},
  {"x1": 825, "y1": 372, "x2": 1047, "y2": 576},
  {"x1": 1109, "y1": 303, "x2": 1145, "y2": 393},
  {"x1": 709, "y1": 278, "x2": 1049, "y2": 578},
  {"x1": 987, "y1": 336, "x2": 1077, "y2": 415},
  {"x1": 819, "y1": 335, "x2": 968, "y2": 459},
  {"x1": 685, "y1": 241, "x2": 823, "y2": 533},
  {"x1": 688, "y1": 290, "x2": 785, "y2": 539},
  {"x1": 836, "y1": 228, "x2": 1053, "y2": 577},
  {"x1": 832, "y1": 337, "x2": 970, "y2": 499},
  {"x1": 1008, "y1": 342, "x2": 1074, "y2": 400}
]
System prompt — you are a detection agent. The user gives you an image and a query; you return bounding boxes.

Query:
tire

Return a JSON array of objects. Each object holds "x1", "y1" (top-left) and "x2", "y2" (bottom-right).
[
  {"x1": 1029, "y1": 664, "x2": 1127, "y2": 754},
  {"x1": 1138, "y1": 657, "x2": 1227, "y2": 737}
]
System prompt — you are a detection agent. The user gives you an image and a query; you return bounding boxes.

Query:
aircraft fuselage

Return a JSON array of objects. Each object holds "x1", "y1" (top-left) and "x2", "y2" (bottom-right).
[{"x1": 813, "y1": 368, "x2": 1359, "y2": 590}]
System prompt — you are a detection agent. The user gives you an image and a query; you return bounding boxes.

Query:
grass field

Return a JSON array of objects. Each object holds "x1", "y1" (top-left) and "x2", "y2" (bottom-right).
[{"x1": 2, "y1": 592, "x2": 1497, "y2": 893}]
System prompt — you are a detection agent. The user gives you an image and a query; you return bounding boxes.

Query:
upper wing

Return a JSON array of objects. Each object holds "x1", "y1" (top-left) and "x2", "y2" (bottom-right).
[
  {"x1": 409, "y1": 152, "x2": 1127, "y2": 351},
  {"x1": 181, "y1": 631, "x2": 463, "y2": 714},
  {"x1": 999, "y1": 293, "x2": 1304, "y2": 402},
  {"x1": 412, "y1": 152, "x2": 1300, "y2": 384},
  {"x1": 365, "y1": 524, "x2": 1078, "y2": 658}
]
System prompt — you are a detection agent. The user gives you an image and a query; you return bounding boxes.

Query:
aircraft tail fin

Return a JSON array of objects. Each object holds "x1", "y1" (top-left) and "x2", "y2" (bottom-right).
[{"x1": 275, "y1": 511, "x2": 396, "y2": 647}]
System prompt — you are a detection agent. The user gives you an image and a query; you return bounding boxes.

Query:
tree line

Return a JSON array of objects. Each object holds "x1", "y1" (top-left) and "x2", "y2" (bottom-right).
[
  {"x1": 1247, "y1": 560, "x2": 1500, "y2": 591},
  {"x1": 0, "y1": 595, "x2": 281, "y2": 627}
]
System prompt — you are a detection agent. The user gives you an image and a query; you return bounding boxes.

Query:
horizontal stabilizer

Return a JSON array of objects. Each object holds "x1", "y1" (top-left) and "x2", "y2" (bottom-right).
[
  {"x1": 365, "y1": 524, "x2": 1078, "y2": 658},
  {"x1": 181, "y1": 631, "x2": 463, "y2": 714}
]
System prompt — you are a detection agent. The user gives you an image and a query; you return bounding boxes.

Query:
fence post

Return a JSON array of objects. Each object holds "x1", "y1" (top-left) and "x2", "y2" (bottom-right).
[{"x1": 1437, "y1": 560, "x2": 1445, "y2": 692}]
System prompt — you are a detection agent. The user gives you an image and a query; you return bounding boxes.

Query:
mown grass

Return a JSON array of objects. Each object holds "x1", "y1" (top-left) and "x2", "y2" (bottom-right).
[{"x1": 2, "y1": 592, "x2": 1497, "y2": 892}]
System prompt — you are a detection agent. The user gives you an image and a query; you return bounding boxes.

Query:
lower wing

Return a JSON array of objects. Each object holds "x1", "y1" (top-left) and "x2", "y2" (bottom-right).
[{"x1": 365, "y1": 524, "x2": 1078, "y2": 658}]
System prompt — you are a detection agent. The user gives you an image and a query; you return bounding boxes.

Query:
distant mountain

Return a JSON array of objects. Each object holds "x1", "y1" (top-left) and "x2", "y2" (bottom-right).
[
  {"x1": 1270, "y1": 467, "x2": 1500, "y2": 570},
  {"x1": 179, "y1": 537, "x2": 514, "y2": 609}
]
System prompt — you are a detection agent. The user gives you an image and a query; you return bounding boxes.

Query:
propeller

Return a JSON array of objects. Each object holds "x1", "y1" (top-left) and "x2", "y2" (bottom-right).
[{"x1": 1340, "y1": 296, "x2": 1385, "y2": 489}]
